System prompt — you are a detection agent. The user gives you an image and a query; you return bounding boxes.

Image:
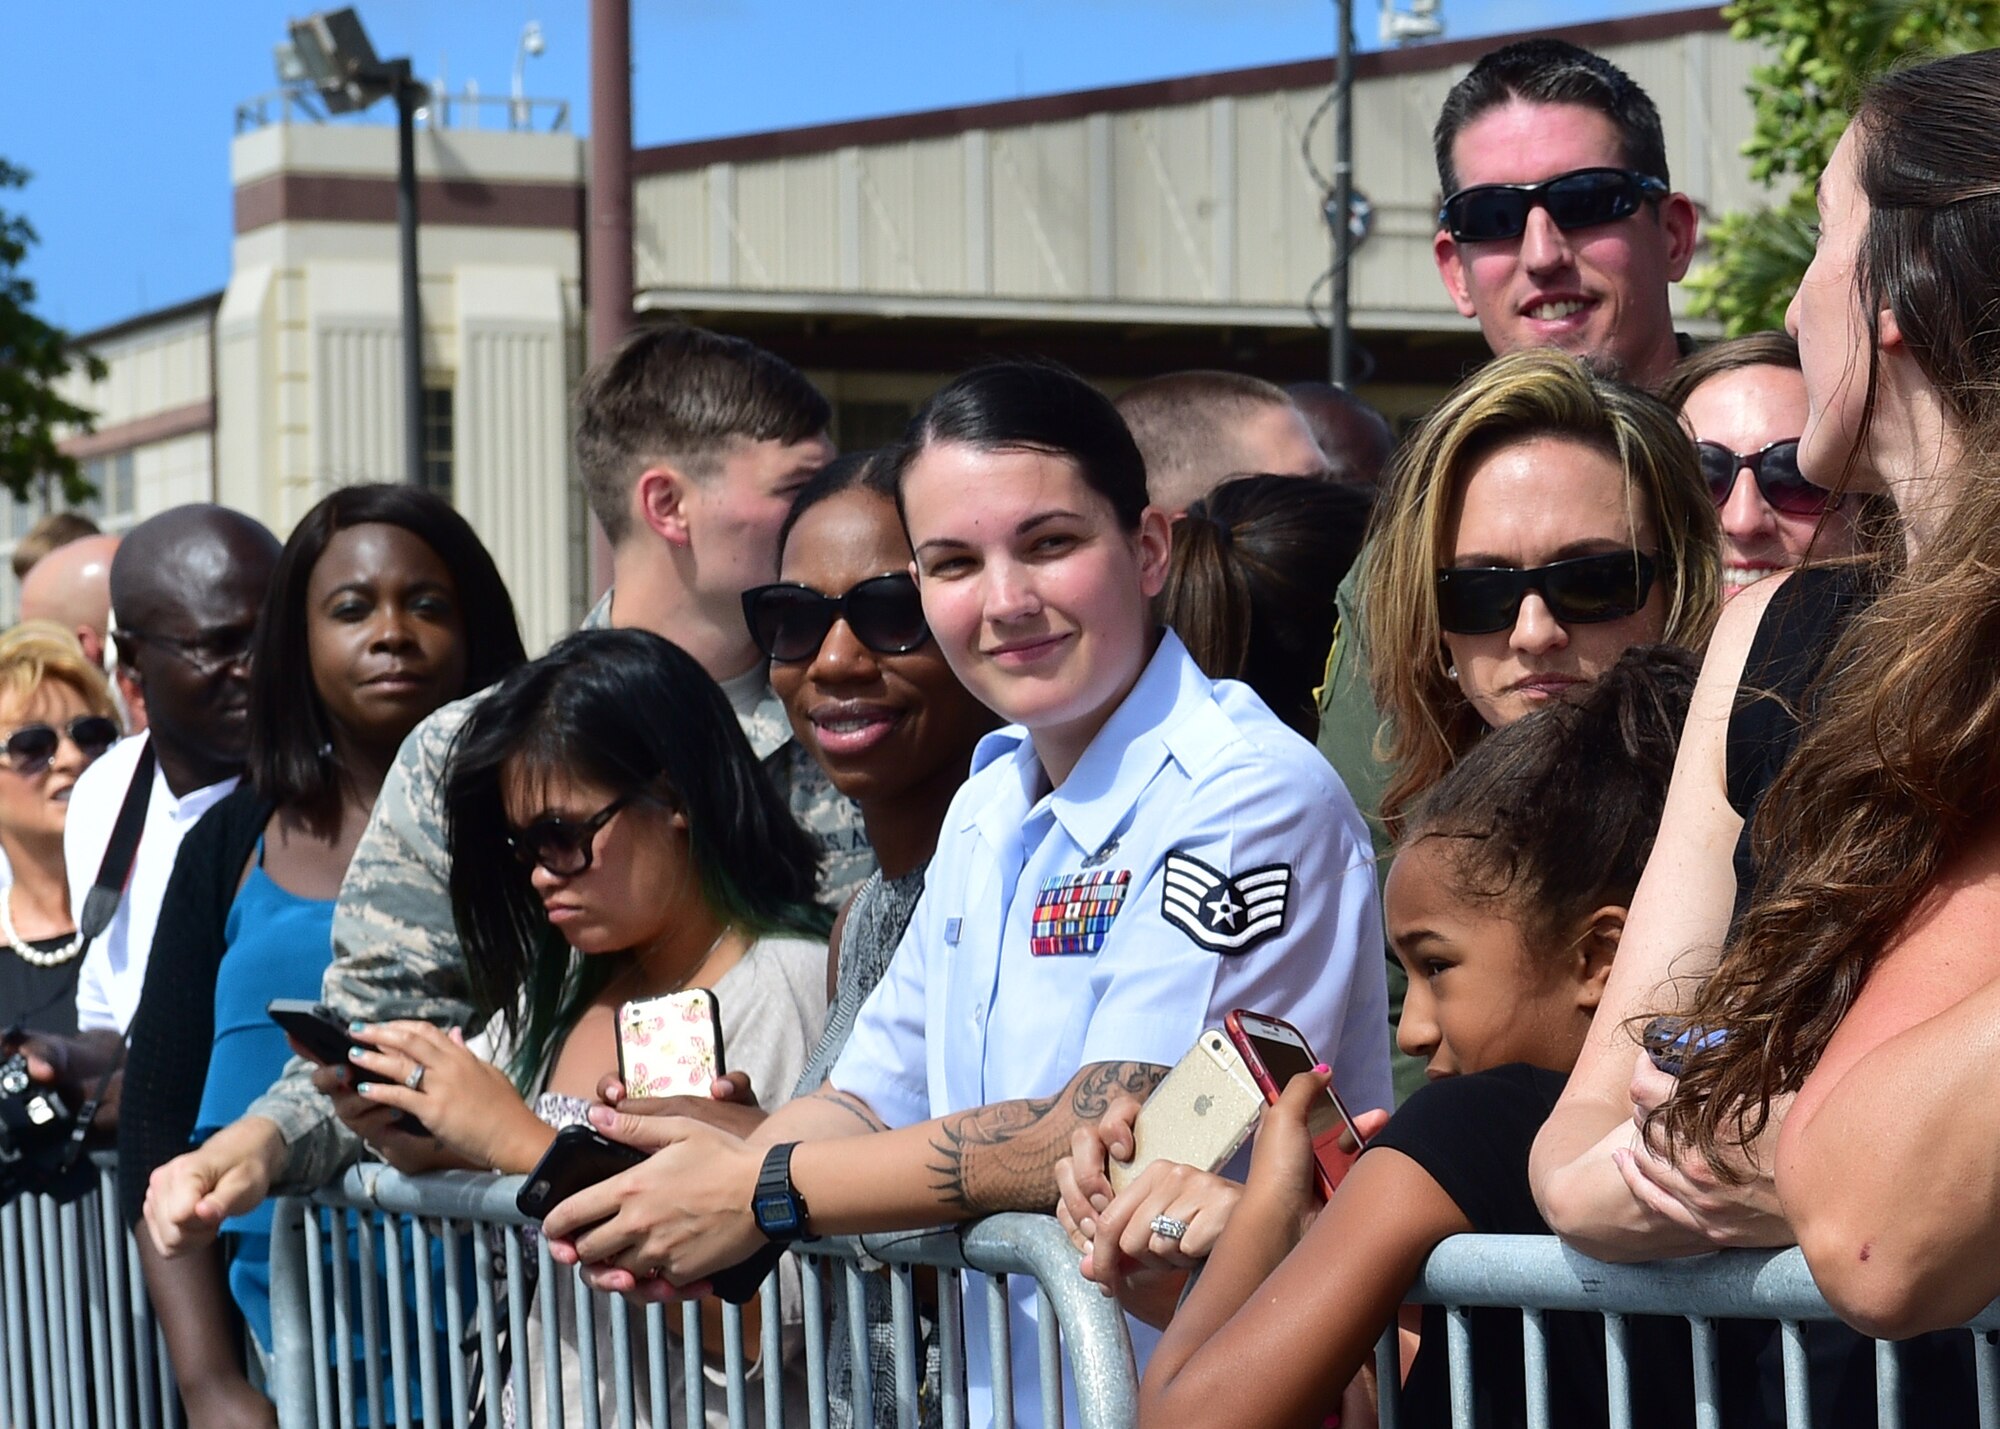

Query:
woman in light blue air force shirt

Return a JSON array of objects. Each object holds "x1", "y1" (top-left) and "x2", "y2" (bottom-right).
[{"x1": 538, "y1": 360, "x2": 1393, "y2": 1429}]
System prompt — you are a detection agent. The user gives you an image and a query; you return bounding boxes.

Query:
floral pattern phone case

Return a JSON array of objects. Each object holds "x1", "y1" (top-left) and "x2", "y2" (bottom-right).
[{"x1": 615, "y1": 988, "x2": 724, "y2": 1099}]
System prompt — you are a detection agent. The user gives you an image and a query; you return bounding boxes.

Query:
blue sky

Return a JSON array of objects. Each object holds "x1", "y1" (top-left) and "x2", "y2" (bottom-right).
[{"x1": 1, "y1": 0, "x2": 1691, "y2": 334}]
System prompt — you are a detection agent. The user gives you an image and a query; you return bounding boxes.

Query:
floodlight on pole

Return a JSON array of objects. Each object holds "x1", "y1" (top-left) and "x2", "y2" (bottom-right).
[
  {"x1": 513, "y1": 21, "x2": 546, "y2": 130},
  {"x1": 1381, "y1": 0, "x2": 1445, "y2": 46},
  {"x1": 279, "y1": 8, "x2": 428, "y2": 488}
]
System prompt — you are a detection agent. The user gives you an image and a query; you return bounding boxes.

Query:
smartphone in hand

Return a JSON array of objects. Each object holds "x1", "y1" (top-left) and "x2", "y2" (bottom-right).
[
  {"x1": 519, "y1": 1123, "x2": 779, "y2": 1305},
  {"x1": 516, "y1": 1124, "x2": 648, "y2": 1219},
  {"x1": 1224, "y1": 1009, "x2": 1368, "y2": 1200},
  {"x1": 616, "y1": 989, "x2": 724, "y2": 1100},
  {"x1": 266, "y1": 999, "x2": 362, "y2": 1069},
  {"x1": 1109, "y1": 1029, "x2": 1263, "y2": 1194},
  {"x1": 266, "y1": 998, "x2": 429, "y2": 1137}
]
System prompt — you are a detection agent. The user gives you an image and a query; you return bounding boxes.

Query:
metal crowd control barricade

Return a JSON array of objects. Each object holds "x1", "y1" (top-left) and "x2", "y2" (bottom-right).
[
  {"x1": 1377, "y1": 1234, "x2": 2000, "y2": 1429},
  {"x1": 268, "y1": 1165, "x2": 1137, "y2": 1429},
  {"x1": 0, "y1": 1150, "x2": 183, "y2": 1429}
]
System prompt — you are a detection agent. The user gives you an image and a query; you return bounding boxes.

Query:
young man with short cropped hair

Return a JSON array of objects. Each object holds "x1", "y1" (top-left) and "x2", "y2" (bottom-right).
[
  {"x1": 1429, "y1": 38, "x2": 1699, "y2": 393},
  {"x1": 1114, "y1": 370, "x2": 1328, "y2": 515}
]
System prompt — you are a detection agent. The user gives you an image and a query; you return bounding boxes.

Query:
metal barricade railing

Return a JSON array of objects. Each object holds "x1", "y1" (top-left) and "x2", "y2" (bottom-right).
[
  {"x1": 1380, "y1": 1234, "x2": 2000, "y2": 1429},
  {"x1": 268, "y1": 1165, "x2": 1137, "y2": 1429},
  {"x1": 0, "y1": 1151, "x2": 183, "y2": 1429}
]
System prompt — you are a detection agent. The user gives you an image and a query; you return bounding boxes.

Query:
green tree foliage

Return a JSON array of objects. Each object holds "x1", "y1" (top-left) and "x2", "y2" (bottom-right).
[
  {"x1": 1689, "y1": 0, "x2": 2000, "y2": 335},
  {"x1": 0, "y1": 159, "x2": 103, "y2": 506}
]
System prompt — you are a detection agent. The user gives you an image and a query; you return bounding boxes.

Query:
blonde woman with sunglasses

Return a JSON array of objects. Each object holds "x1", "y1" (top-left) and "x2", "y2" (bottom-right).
[
  {"x1": 1362, "y1": 348, "x2": 1720, "y2": 837},
  {"x1": 0, "y1": 621, "x2": 120, "y2": 1037}
]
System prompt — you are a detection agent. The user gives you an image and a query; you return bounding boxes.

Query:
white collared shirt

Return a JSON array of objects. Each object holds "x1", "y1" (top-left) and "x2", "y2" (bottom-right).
[
  {"x1": 69, "y1": 734, "x2": 240, "y2": 1034},
  {"x1": 831, "y1": 629, "x2": 1391, "y2": 1429}
]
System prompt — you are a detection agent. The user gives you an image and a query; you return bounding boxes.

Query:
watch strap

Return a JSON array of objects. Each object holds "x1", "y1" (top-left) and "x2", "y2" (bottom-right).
[{"x1": 752, "y1": 1141, "x2": 813, "y2": 1243}]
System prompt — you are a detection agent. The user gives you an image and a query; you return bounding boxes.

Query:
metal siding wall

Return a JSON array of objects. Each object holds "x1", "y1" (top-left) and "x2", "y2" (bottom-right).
[
  {"x1": 747, "y1": 152, "x2": 839, "y2": 290},
  {"x1": 636, "y1": 170, "x2": 710, "y2": 289},
  {"x1": 458, "y1": 268, "x2": 573, "y2": 654},
  {"x1": 990, "y1": 120, "x2": 1092, "y2": 298},
  {"x1": 313, "y1": 323, "x2": 403, "y2": 507},
  {"x1": 1113, "y1": 103, "x2": 1216, "y2": 302},
  {"x1": 853, "y1": 138, "x2": 967, "y2": 294}
]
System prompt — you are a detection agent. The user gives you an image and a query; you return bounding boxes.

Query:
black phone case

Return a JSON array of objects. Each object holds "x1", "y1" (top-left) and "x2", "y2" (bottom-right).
[
  {"x1": 516, "y1": 1124, "x2": 648, "y2": 1220},
  {"x1": 265, "y1": 999, "x2": 357, "y2": 1067},
  {"x1": 708, "y1": 1242, "x2": 786, "y2": 1305},
  {"x1": 265, "y1": 999, "x2": 430, "y2": 1138}
]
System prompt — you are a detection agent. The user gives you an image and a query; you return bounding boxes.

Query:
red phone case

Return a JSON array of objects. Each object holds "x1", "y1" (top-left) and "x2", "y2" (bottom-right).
[{"x1": 1224, "y1": 1009, "x2": 1366, "y2": 1199}]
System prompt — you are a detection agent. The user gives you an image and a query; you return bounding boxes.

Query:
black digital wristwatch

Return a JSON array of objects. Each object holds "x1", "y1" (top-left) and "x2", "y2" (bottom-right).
[{"x1": 750, "y1": 1141, "x2": 814, "y2": 1243}]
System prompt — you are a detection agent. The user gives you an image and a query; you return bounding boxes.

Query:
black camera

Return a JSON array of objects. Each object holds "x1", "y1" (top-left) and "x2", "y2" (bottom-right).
[{"x1": 0, "y1": 1050, "x2": 84, "y2": 1204}]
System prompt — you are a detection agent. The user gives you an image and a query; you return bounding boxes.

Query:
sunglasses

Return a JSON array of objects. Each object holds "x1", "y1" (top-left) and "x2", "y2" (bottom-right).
[
  {"x1": 1695, "y1": 439, "x2": 1841, "y2": 518},
  {"x1": 0, "y1": 716, "x2": 120, "y2": 775},
  {"x1": 118, "y1": 626, "x2": 256, "y2": 679},
  {"x1": 1435, "y1": 551, "x2": 1658, "y2": 636},
  {"x1": 1439, "y1": 167, "x2": 1668, "y2": 243},
  {"x1": 741, "y1": 574, "x2": 930, "y2": 664},
  {"x1": 507, "y1": 794, "x2": 634, "y2": 877}
]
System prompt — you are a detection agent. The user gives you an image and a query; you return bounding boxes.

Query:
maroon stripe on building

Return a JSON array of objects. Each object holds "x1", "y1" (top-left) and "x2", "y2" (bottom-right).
[
  {"x1": 235, "y1": 173, "x2": 583, "y2": 235},
  {"x1": 61, "y1": 400, "x2": 216, "y2": 461}
]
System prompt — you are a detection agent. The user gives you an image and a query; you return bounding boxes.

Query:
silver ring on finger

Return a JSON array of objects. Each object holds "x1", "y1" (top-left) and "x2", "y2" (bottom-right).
[
  {"x1": 403, "y1": 1063, "x2": 427, "y2": 1092},
  {"x1": 1149, "y1": 1214, "x2": 1189, "y2": 1242}
]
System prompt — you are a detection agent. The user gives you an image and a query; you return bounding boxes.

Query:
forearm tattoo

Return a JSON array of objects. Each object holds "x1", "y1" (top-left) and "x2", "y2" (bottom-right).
[
  {"x1": 810, "y1": 1086, "x2": 889, "y2": 1134},
  {"x1": 925, "y1": 1060, "x2": 1168, "y2": 1215}
]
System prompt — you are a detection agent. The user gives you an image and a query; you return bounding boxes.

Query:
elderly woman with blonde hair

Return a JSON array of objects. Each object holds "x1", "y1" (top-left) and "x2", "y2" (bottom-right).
[{"x1": 0, "y1": 620, "x2": 120, "y2": 1035}]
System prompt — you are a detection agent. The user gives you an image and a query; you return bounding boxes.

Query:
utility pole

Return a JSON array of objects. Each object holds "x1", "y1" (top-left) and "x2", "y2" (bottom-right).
[
  {"x1": 391, "y1": 59, "x2": 424, "y2": 487},
  {"x1": 587, "y1": 0, "x2": 633, "y2": 595},
  {"x1": 1329, "y1": 0, "x2": 1355, "y2": 387}
]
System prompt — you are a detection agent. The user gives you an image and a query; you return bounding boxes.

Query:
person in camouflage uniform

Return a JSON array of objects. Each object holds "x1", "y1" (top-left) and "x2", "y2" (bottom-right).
[{"x1": 142, "y1": 323, "x2": 873, "y2": 1230}]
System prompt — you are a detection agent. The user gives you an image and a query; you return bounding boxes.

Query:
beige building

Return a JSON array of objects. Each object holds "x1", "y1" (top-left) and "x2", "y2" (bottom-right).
[{"x1": 35, "y1": 5, "x2": 1761, "y2": 640}]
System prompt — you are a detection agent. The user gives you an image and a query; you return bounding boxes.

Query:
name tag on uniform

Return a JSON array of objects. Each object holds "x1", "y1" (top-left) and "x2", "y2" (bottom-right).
[{"x1": 1030, "y1": 869, "x2": 1132, "y2": 956}]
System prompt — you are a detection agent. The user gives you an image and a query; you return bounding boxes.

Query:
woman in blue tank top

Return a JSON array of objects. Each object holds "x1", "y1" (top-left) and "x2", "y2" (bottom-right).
[{"x1": 118, "y1": 485, "x2": 526, "y2": 1428}]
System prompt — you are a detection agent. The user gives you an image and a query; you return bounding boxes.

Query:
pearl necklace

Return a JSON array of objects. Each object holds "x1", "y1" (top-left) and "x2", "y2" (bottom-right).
[{"x1": 0, "y1": 885, "x2": 86, "y2": 969}]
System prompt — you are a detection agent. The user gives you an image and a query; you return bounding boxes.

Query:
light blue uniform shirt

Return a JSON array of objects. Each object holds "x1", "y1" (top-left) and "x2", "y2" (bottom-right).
[{"x1": 831, "y1": 631, "x2": 1392, "y2": 1429}]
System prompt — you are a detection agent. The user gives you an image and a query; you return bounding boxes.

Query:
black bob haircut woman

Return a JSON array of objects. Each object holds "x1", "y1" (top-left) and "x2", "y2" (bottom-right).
[
  {"x1": 246, "y1": 483, "x2": 526, "y2": 834},
  {"x1": 444, "y1": 628, "x2": 830, "y2": 1080},
  {"x1": 885, "y1": 359, "x2": 1150, "y2": 531}
]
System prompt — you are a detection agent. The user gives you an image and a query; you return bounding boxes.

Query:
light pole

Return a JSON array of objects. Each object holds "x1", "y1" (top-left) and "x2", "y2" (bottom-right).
[
  {"x1": 281, "y1": 8, "x2": 429, "y2": 488},
  {"x1": 512, "y1": 20, "x2": 546, "y2": 130}
]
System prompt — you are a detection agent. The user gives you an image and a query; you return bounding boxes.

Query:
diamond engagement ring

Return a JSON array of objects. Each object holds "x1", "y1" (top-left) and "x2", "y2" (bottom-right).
[
  {"x1": 1149, "y1": 1214, "x2": 1189, "y2": 1242},
  {"x1": 403, "y1": 1064, "x2": 427, "y2": 1092}
]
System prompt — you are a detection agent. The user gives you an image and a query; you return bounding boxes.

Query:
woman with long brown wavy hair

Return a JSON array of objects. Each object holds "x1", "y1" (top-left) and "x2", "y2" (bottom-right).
[
  {"x1": 1531, "y1": 48, "x2": 2000, "y2": 1297},
  {"x1": 1361, "y1": 348, "x2": 1719, "y2": 837},
  {"x1": 1650, "y1": 50, "x2": 2000, "y2": 1338}
]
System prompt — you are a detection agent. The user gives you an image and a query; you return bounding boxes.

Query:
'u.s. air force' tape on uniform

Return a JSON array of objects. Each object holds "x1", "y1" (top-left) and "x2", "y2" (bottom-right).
[{"x1": 1160, "y1": 849, "x2": 1293, "y2": 954}]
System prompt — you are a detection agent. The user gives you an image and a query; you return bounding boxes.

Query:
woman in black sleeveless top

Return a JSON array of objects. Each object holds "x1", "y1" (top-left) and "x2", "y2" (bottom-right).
[
  {"x1": 1655, "y1": 49, "x2": 2000, "y2": 1342},
  {"x1": 1533, "y1": 49, "x2": 2000, "y2": 1349}
]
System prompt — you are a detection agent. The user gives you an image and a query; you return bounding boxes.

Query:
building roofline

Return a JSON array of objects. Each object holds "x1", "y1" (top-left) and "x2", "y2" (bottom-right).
[
  {"x1": 69, "y1": 290, "x2": 224, "y2": 349},
  {"x1": 635, "y1": 6, "x2": 1727, "y2": 176}
]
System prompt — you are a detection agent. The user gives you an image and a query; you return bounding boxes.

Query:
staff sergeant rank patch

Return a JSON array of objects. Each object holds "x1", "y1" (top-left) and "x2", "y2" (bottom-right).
[
  {"x1": 1161, "y1": 850, "x2": 1293, "y2": 954},
  {"x1": 1030, "y1": 868, "x2": 1132, "y2": 956}
]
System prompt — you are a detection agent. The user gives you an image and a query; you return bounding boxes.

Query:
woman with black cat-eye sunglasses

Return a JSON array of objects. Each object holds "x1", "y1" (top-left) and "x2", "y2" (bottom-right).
[{"x1": 1658, "y1": 331, "x2": 1871, "y2": 603}]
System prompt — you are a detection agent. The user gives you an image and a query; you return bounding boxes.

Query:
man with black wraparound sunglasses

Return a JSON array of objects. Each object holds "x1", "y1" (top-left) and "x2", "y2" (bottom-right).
[{"x1": 1429, "y1": 38, "x2": 1700, "y2": 395}]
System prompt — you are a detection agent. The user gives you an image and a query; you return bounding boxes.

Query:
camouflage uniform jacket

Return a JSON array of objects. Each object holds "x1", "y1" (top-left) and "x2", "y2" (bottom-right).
[{"x1": 249, "y1": 594, "x2": 873, "y2": 1190}]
